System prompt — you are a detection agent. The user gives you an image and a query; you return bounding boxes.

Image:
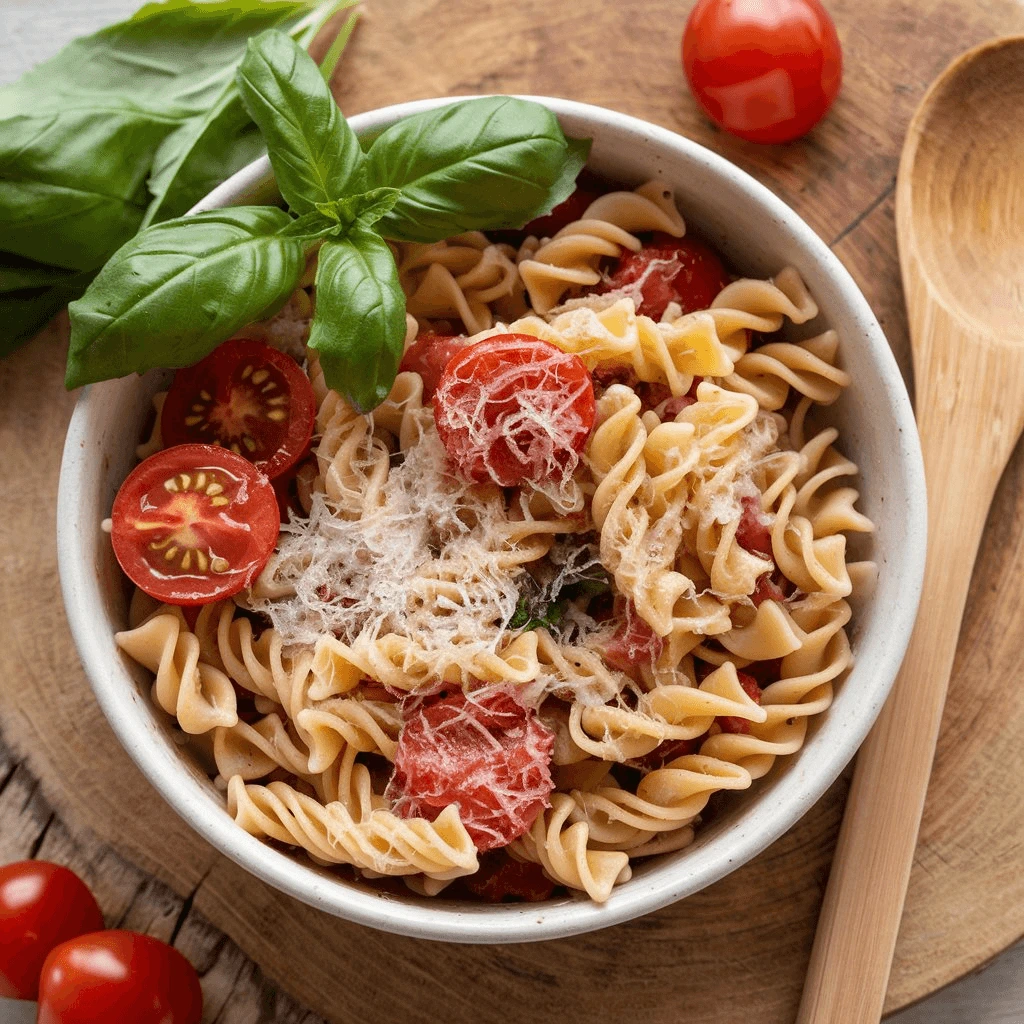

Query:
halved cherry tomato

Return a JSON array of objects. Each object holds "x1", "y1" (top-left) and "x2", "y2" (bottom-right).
[
  {"x1": 398, "y1": 332, "x2": 466, "y2": 401},
  {"x1": 433, "y1": 334, "x2": 595, "y2": 488},
  {"x1": 161, "y1": 338, "x2": 315, "y2": 479},
  {"x1": 601, "y1": 233, "x2": 730, "y2": 320},
  {"x1": 37, "y1": 931, "x2": 202, "y2": 1024},
  {"x1": 111, "y1": 444, "x2": 279, "y2": 605},
  {"x1": 718, "y1": 671, "x2": 763, "y2": 735},
  {"x1": 0, "y1": 862, "x2": 104, "y2": 1000},
  {"x1": 391, "y1": 686, "x2": 555, "y2": 851},
  {"x1": 683, "y1": 0, "x2": 842, "y2": 144}
]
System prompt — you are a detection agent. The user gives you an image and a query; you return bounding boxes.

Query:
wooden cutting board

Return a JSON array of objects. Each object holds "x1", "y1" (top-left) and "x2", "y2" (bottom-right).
[{"x1": 2, "y1": 1, "x2": 1024, "y2": 1020}]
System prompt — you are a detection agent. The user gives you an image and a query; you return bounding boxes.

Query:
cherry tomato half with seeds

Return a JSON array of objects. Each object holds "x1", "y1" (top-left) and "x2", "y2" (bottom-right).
[
  {"x1": 433, "y1": 334, "x2": 596, "y2": 488},
  {"x1": 0, "y1": 862, "x2": 104, "y2": 1000},
  {"x1": 37, "y1": 931, "x2": 202, "y2": 1024},
  {"x1": 111, "y1": 444, "x2": 279, "y2": 606},
  {"x1": 683, "y1": 0, "x2": 842, "y2": 144},
  {"x1": 161, "y1": 338, "x2": 315, "y2": 479}
]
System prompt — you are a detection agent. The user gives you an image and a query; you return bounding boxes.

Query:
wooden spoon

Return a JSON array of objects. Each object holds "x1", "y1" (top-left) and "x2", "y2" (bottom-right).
[{"x1": 797, "y1": 36, "x2": 1024, "y2": 1023}]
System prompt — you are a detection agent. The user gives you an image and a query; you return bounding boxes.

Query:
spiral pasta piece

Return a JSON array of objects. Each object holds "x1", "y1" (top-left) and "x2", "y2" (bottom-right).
[
  {"x1": 228, "y1": 777, "x2": 479, "y2": 879},
  {"x1": 116, "y1": 611, "x2": 237, "y2": 734},
  {"x1": 510, "y1": 793, "x2": 631, "y2": 902}
]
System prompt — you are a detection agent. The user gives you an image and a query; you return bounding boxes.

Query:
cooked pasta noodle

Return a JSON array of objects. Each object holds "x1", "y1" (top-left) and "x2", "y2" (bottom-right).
[{"x1": 113, "y1": 174, "x2": 874, "y2": 901}]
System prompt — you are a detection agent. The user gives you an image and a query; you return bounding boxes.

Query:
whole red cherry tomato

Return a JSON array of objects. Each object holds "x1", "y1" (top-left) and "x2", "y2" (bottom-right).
[
  {"x1": 37, "y1": 931, "x2": 202, "y2": 1024},
  {"x1": 683, "y1": 0, "x2": 842, "y2": 144},
  {"x1": 0, "y1": 862, "x2": 104, "y2": 1000}
]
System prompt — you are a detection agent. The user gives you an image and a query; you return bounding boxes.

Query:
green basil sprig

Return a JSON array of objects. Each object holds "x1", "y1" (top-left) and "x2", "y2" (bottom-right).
[
  {"x1": 67, "y1": 30, "x2": 592, "y2": 411},
  {"x1": 0, "y1": 0, "x2": 357, "y2": 354},
  {"x1": 66, "y1": 208, "x2": 308, "y2": 386}
]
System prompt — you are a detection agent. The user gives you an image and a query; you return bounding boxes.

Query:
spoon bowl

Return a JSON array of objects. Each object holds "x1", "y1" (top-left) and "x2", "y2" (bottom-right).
[{"x1": 904, "y1": 37, "x2": 1024, "y2": 337}]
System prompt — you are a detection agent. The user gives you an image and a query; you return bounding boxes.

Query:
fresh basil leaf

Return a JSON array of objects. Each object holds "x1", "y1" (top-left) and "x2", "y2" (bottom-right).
[
  {"x1": 315, "y1": 187, "x2": 401, "y2": 228},
  {"x1": 66, "y1": 207, "x2": 307, "y2": 388},
  {"x1": 365, "y1": 97, "x2": 592, "y2": 243},
  {"x1": 308, "y1": 228, "x2": 406, "y2": 412},
  {"x1": 0, "y1": 254, "x2": 79, "y2": 293},
  {"x1": 0, "y1": 272, "x2": 94, "y2": 359},
  {"x1": 0, "y1": 1, "x2": 350, "y2": 264},
  {"x1": 236, "y1": 30, "x2": 364, "y2": 216},
  {"x1": 0, "y1": 100, "x2": 179, "y2": 269},
  {"x1": 142, "y1": 0, "x2": 359, "y2": 227},
  {"x1": 315, "y1": 5, "x2": 360, "y2": 83}
]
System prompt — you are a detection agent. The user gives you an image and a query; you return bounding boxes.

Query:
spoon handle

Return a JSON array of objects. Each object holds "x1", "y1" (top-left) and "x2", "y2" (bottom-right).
[{"x1": 796, "y1": 343, "x2": 1014, "y2": 1022}]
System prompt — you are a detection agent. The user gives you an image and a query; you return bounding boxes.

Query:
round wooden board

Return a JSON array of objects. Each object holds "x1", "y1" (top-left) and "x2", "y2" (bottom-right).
[{"x1": 2, "y1": 1, "x2": 1024, "y2": 1020}]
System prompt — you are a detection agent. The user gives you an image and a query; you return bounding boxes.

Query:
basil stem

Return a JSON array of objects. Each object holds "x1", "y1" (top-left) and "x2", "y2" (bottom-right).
[{"x1": 66, "y1": 208, "x2": 308, "y2": 388}]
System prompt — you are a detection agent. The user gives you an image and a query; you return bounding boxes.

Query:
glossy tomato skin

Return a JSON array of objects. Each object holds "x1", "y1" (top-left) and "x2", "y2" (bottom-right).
[
  {"x1": 433, "y1": 334, "x2": 596, "y2": 488},
  {"x1": 111, "y1": 443, "x2": 280, "y2": 605},
  {"x1": 37, "y1": 931, "x2": 202, "y2": 1024},
  {"x1": 602, "y1": 233, "x2": 730, "y2": 319},
  {"x1": 0, "y1": 862, "x2": 104, "y2": 1000},
  {"x1": 161, "y1": 338, "x2": 315, "y2": 480},
  {"x1": 683, "y1": 0, "x2": 842, "y2": 144},
  {"x1": 398, "y1": 332, "x2": 466, "y2": 400}
]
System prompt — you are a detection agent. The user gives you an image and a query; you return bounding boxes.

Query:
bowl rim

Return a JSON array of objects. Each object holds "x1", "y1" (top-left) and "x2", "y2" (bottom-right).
[{"x1": 58, "y1": 94, "x2": 928, "y2": 943}]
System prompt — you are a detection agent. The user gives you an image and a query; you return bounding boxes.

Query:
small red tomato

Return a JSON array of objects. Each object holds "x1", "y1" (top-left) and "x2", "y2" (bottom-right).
[
  {"x1": 37, "y1": 931, "x2": 202, "y2": 1024},
  {"x1": 735, "y1": 495, "x2": 773, "y2": 558},
  {"x1": 602, "y1": 234, "x2": 730, "y2": 320},
  {"x1": 433, "y1": 334, "x2": 596, "y2": 488},
  {"x1": 602, "y1": 602, "x2": 665, "y2": 677},
  {"x1": 398, "y1": 332, "x2": 466, "y2": 400},
  {"x1": 0, "y1": 862, "x2": 104, "y2": 1000},
  {"x1": 111, "y1": 444, "x2": 280, "y2": 605},
  {"x1": 391, "y1": 686, "x2": 555, "y2": 851},
  {"x1": 161, "y1": 338, "x2": 316, "y2": 480},
  {"x1": 718, "y1": 670, "x2": 764, "y2": 734},
  {"x1": 683, "y1": 0, "x2": 842, "y2": 144}
]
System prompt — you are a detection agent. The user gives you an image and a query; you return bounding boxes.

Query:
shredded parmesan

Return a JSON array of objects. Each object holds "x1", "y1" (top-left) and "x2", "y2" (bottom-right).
[{"x1": 252, "y1": 429, "x2": 531, "y2": 671}]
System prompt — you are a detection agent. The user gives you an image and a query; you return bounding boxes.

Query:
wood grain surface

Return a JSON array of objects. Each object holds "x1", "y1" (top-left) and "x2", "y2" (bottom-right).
[{"x1": 2, "y1": 1, "x2": 1024, "y2": 1022}]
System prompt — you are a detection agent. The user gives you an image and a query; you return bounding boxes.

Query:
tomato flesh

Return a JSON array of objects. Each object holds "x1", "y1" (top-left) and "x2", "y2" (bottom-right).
[
  {"x1": 718, "y1": 670, "x2": 763, "y2": 735},
  {"x1": 682, "y1": 0, "x2": 842, "y2": 144},
  {"x1": 602, "y1": 602, "x2": 665, "y2": 677},
  {"x1": 390, "y1": 686, "x2": 555, "y2": 851},
  {"x1": 0, "y1": 862, "x2": 104, "y2": 1000},
  {"x1": 601, "y1": 234, "x2": 730, "y2": 320},
  {"x1": 433, "y1": 334, "x2": 595, "y2": 488},
  {"x1": 398, "y1": 332, "x2": 466, "y2": 401},
  {"x1": 111, "y1": 444, "x2": 279, "y2": 606},
  {"x1": 461, "y1": 853, "x2": 555, "y2": 902},
  {"x1": 161, "y1": 338, "x2": 315, "y2": 480},
  {"x1": 735, "y1": 495, "x2": 773, "y2": 558},
  {"x1": 37, "y1": 930, "x2": 202, "y2": 1024}
]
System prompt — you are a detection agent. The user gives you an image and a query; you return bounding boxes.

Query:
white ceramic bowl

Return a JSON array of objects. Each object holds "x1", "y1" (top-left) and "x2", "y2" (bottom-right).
[{"x1": 58, "y1": 96, "x2": 927, "y2": 943}]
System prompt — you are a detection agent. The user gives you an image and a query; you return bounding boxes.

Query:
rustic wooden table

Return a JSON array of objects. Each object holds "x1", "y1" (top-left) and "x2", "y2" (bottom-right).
[{"x1": 2, "y1": 1, "x2": 1024, "y2": 1022}]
